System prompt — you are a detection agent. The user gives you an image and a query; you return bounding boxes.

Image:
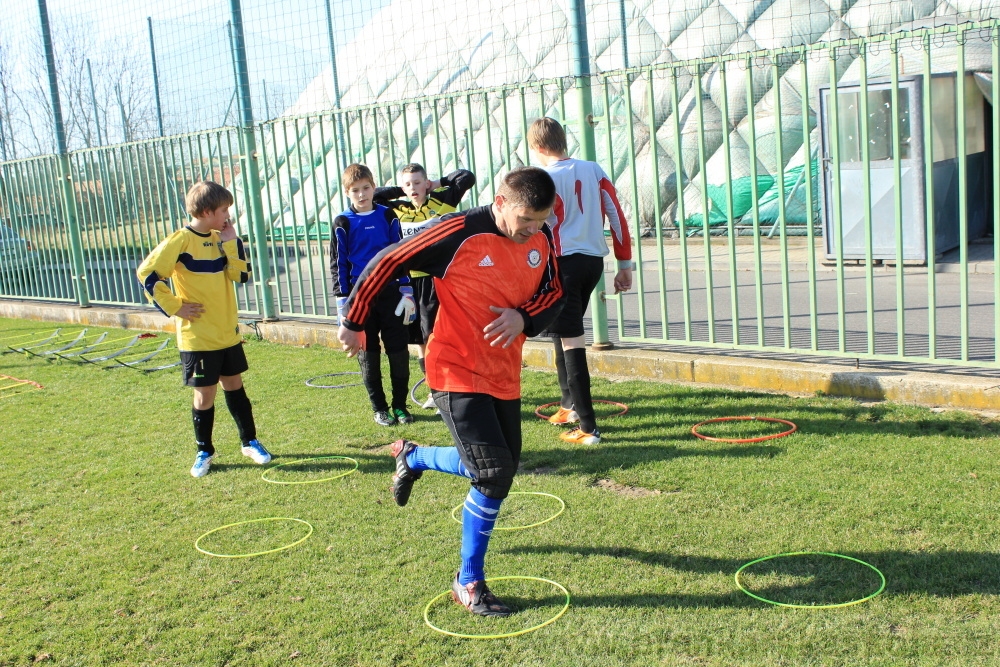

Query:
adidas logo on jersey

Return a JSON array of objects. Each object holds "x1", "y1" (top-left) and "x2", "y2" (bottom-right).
[{"x1": 478, "y1": 255, "x2": 494, "y2": 267}]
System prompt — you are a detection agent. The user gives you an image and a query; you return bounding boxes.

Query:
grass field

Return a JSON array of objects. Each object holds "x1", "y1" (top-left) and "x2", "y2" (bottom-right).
[{"x1": 1, "y1": 317, "x2": 999, "y2": 666}]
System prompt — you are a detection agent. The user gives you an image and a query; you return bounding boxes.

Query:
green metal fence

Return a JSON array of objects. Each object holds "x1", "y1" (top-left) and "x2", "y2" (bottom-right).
[{"x1": 2, "y1": 20, "x2": 1000, "y2": 369}]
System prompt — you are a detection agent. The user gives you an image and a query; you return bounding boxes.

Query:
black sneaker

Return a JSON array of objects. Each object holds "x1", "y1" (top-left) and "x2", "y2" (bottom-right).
[
  {"x1": 450, "y1": 574, "x2": 512, "y2": 617},
  {"x1": 389, "y1": 438, "x2": 422, "y2": 506},
  {"x1": 374, "y1": 410, "x2": 396, "y2": 426},
  {"x1": 393, "y1": 407, "x2": 414, "y2": 424}
]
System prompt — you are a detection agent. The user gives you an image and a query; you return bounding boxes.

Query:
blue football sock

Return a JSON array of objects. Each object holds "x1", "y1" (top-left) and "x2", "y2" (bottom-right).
[
  {"x1": 459, "y1": 488, "x2": 503, "y2": 585},
  {"x1": 407, "y1": 446, "x2": 472, "y2": 478}
]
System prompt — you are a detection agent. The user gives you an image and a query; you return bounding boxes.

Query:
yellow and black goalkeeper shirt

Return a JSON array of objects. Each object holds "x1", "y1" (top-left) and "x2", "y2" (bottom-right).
[
  {"x1": 136, "y1": 226, "x2": 250, "y2": 352},
  {"x1": 373, "y1": 169, "x2": 476, "y2": 277}
]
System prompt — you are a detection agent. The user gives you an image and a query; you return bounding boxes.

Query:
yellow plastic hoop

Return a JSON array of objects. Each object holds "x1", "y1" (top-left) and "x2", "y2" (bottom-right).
[
  {"x1": 261, "y1": 456, "x2": 359, "y2": 485},
  {"x1": 735, "y1": 551, "x2": 886, "y2": 609},
  {"x1": 449, "y1": 491, "x2": 565, "y2": 531},
  {"x1": 423, "y1": 576, "x2": 570, "y2": 639},
  {"x1": 194, "y1": 517, "x2": 313, "y2": 558}
]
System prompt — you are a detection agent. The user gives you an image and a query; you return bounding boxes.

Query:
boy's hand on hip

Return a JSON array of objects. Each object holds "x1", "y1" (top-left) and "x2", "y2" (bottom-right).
[
  {"x1": 219, "y1": 219, "x2": 237, "y2": 242},
  {"x1": 175, "y1": 302, "x2": 204, "y2": 321},
  {"x1": 338, "y1": 325, "x2": 366, "y2": 357},
  {"x1": 483, "y1": 306, "x2": 524, "y2": 349}
]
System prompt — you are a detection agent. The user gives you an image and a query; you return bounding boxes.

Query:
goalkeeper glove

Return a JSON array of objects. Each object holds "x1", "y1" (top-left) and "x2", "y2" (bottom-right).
[
  {"x1": 395, "y1": 286, "x2": 416, "y2": 325},
  {"x1": 336, "y1": 296, "x2": 349, "y2": 323}
]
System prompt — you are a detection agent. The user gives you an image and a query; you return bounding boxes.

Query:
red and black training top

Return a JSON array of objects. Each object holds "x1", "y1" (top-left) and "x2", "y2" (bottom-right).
[{"x1": 343, "y1": 205, "x2": 565, "y2": 400}]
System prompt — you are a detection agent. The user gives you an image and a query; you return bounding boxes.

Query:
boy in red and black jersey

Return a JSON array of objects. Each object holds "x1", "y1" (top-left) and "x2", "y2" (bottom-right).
[{"x1": 338, "y1": 167, "x2": 565, "y2": 617}]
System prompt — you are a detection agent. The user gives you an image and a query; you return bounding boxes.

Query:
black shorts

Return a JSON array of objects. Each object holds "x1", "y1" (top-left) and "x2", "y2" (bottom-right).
[
  {"x1": 432, "y1": 390, "x2": 522, "y2": 500},
  {"x1": 407, "y1": 275, "x2": 439, "y2": 345},
  {"x1": 180, "y1": 343, "x2": 249, "y2": 387},
  {"x1": 544, "y1": 253, "x2": 605, "y2": 338}
]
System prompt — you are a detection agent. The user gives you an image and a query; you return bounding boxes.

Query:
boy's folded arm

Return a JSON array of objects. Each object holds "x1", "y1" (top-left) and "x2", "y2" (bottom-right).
[
  {"x1": 436, "y1": 169, "x2": 477, "y2": 206},
  {"x1": 136, "y1": 235, "x2": 184, "y2": 316},
  {"x1": 373, "y1": 185, "x2": 405, "y2": 204},
  {"x1": 151, "y1": 283, "x2": 182, "y2": 317},
  {"x1": 440, "y1": 169, "x2": 476, "y2": 191},
  {"x1": 221, "y1": 238, "x2": 251, "y2": 284}
]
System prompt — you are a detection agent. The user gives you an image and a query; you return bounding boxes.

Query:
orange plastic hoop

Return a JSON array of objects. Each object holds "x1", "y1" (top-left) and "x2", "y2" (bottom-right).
[
  {"x1": 690, "y1": 416, "x2": 797, "y2": 443},
  {"x1": 534, "y1": 400, "x2": 628, "y2": 421}
]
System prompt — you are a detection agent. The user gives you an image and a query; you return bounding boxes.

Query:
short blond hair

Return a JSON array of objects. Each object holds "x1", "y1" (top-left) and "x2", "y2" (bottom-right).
[
  {"x1": 528, "y1": 117, "x2": 568, "y2": 155},
  {"x1": 342, "y1": 163, "x2": 375, "y2": 190},
  {"x1": 185, "y1": 181, "x2": 233, "y2": 218}
]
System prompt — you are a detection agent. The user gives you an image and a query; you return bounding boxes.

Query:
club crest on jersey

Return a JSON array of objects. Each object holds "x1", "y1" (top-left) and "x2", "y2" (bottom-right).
[{"x1": 526, "y1": 248, "x2": 542, "y2": 268}]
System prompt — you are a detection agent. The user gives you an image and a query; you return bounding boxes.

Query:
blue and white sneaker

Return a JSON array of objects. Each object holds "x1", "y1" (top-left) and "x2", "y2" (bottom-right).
[
  {"x1": 190, "y1": 451, "x2": 213, "y2": 478},
  {"x1": 241, "y1": 439, "x2": 272, "y2": 465}
]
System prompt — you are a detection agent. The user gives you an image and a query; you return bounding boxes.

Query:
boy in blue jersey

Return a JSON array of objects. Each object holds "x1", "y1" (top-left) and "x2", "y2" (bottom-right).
[
  {"x1": 330, "y1": 164, "x2": 415, "y2": 426},
  {"x1": 136, "y1": 181, "x2": 271, "y2": 478}
]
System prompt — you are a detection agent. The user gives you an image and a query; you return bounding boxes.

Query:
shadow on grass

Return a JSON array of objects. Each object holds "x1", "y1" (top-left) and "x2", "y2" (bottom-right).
[
  {"x1": 519, "y1": 443, "x2": 782, "y2": 477},
  {"x1": 522, "y1": 384, "x2": 1000, "y2": 441},
  {"x1": 265, "y1": 451, "x2": 391, "y2": 476},
  {"x1": 502, "y1": 544, "x2": 1000, "y2": 608}
]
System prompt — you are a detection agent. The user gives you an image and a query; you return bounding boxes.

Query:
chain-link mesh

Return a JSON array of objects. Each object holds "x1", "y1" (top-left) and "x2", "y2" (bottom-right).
[{"x1": 3, "y1": 0, "x2": 995, "y2": 158}]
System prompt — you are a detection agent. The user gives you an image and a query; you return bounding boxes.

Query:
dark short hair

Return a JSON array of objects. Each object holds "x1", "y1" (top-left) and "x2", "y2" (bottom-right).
[
  {"x1": 400, "y1": 163, "x2": 426, "y2": 177},
  {"x1": 496, "y1": 167, "x2": 556, "y2": 211},
  {"x1": 528, "y1": 117, "x2": 568, "y2": 155},
  {"x1": 185, "y1": 181, "x2": 234, "y2": 217}
]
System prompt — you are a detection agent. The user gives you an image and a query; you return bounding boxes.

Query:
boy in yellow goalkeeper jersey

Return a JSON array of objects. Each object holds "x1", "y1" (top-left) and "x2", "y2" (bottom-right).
[{"x1": 137, "y1": 181, "x2": 271, "y2": 478}]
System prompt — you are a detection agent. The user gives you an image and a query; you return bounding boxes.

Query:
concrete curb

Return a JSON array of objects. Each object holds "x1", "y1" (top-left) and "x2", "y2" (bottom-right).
[
  {"x1": 521, "y1": 344, "x2": 1000, "y2": 411},
  {"x1": 2, "y1": 300, "x2": 997, "y2": 411}
]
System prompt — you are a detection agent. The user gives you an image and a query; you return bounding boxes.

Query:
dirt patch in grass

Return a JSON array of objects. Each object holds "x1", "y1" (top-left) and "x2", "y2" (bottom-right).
[{"x1": 593, "y1": 478, "x2": 676, "y2": 497}]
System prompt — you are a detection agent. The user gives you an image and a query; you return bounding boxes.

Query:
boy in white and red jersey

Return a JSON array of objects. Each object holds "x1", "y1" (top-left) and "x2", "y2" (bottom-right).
[
  {"x1": 338, "y1": 167, "x2": 564, "y2": 617},
  {"x1": 528, "y1": 117, "x2": 634, "y2": 446}
]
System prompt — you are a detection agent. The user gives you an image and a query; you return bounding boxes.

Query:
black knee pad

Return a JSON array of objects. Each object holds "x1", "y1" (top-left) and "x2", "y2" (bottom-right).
[{"x1": 471, "y1": 463, "x2": 515, "y2": 500}]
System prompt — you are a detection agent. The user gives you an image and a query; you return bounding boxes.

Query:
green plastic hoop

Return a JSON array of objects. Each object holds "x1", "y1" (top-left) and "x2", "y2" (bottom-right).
[
  {"x1": 194, "y1": 517, "x2": 313, "y2": 558},
  {"x1": 735, "y1": 551, "x2": 886, "y2": 609},
  {"x1": 449, "y1": 491, "x2": 565, "y2": 531},
  {"x1": 261, "y1": 456, "x2": 359, "y2": 485},
  {"x1": 423, "y1": 576, "x2": 570, "y2": 639}
]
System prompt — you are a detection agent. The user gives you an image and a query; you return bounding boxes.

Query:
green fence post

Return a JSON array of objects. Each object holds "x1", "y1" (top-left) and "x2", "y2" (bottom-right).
[
  {"x1": 38, "y1": 0, "x2": 89, "y2": 308},
  {"x1": 147, "y1": 18, "x2": 165, "y2": 138},
  {"x1": 229, "y1": 0, "x2": 276, "y2": 320},
  {"x1": 569, "y1": 0, "x2": 612, "y2": 349}
]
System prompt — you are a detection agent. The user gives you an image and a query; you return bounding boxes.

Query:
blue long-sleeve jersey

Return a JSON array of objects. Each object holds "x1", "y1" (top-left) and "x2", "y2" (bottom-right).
[{"x1": 329, "y1": 204, "x2": 407, "y2": 297}]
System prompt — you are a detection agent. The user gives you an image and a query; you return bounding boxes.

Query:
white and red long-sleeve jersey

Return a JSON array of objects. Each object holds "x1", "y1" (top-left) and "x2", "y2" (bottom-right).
[{"x1": 543, "y1": 158, "x2": 632, "y2": 265}]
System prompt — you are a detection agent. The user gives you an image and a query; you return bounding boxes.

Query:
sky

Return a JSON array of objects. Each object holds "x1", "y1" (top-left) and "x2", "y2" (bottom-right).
[{"x1": 4, "y1": 0, "x2": 389, "y2": 139}]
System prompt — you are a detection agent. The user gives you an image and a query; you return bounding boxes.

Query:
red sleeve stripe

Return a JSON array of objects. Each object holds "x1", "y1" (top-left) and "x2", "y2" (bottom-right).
[
  {"x1": 550, "y1": 194, "x2": 565, "y2": 256},
  {"x1": 600, "y1": 177, "x2": 632, "y2": 261},
  {"x1": 349, "y1": 215, "x2": 467, "y2": 323},
  {"x1": 523, "y1": 258, "x2": 562, "y2": 315}
]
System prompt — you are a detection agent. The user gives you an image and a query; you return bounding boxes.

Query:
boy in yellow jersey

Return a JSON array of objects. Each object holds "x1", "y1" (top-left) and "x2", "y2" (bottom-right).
[
  {"x1": 136, "y1": 181, "x2": 271, "y2": 478},
  {"x1": 374, "y1": 165, "x2": 475, "y2": 408}
]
